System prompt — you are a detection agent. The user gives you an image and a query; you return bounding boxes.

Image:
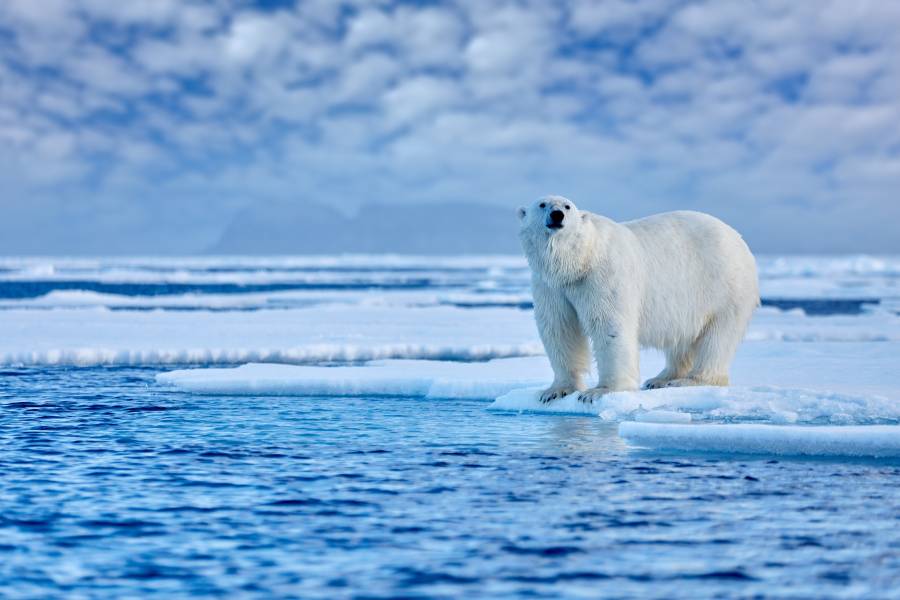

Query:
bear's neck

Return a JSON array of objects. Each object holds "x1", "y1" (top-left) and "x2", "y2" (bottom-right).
[{"x1": 523, "y1": 226, "x2": 597, "y2": 288}]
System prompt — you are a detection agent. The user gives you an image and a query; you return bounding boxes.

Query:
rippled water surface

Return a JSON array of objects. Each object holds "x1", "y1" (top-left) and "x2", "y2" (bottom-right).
[{"x1": 2, "y1": 367, "x2": 899, "y2": 598}]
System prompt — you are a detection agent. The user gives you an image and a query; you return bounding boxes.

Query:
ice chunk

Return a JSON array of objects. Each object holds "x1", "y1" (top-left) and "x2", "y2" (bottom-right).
[
  {"x1": 490, "y1": 384, "x2": 898, "y2": 425},
  {"x1": 619, "y1": 422, "x2": 900, "y2": 458},
  {"x1": 157, "y1": 357, "x2": 554, "y2": 399},
  {"x1": 157, "y1": 362, "x2": 435, "y2": 397},
  {"x1": 481, "y1": 387, "x2": 602, "y2": 415},
  {"x1": 634, "y1": 410, "x2": 693, "y2": 424},
  {"x1": 486, "y1": 392, "x2": 694, "y2": 420}
]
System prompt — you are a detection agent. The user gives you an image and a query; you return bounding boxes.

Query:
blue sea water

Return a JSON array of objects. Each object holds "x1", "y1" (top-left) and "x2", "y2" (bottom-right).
[{"x1": 2, "y1": 366, "x2": 899, "y2": 599}]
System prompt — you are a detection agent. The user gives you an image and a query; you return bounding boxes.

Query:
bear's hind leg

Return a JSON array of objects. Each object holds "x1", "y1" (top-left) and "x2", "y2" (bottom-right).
[
  {"x1": 666, "y1": 310, "x2": 748, "y2": 388},
  {"x1": 642, "y1": 345, "x2": 694, "y2": 389}
]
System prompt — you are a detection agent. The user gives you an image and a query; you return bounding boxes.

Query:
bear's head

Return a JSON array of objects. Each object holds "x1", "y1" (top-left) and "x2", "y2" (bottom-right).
[
  {"x1": 517, "y1": 195, "x2": 582, "y2": 240},
  {"x1": 518, "y1": 196, "x2": 594, "y2": 281}
]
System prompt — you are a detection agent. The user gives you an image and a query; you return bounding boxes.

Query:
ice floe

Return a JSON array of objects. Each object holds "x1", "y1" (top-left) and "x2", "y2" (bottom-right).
[
  {"x1": 157, "y1": 357, "x2": 553, "y2": 399},
  {"x1": 157, "y1": 356, "x2": 900, "y2": 458},
  {"x1": 158, "y1": 356, "x2": 899, "y2": 425},
  {"x1": 491, "y1": 385, "x2": 899, "y2": 424},
  {"x1": 618, "y1": 422, "x2": 900, "y2": 458}
]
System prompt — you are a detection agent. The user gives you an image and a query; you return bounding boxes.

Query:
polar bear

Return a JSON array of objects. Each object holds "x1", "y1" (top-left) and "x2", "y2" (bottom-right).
[{"x1": 518, "y1": 196, "x2": 759, "y2": 403}]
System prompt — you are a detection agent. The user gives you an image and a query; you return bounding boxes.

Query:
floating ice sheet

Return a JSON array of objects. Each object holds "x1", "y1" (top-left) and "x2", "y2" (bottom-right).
[
  {"x1": 490, "y1": 385, "x2": 899, "y2": 424},
  {"x1": 157, "y1": 358, "x2": 554, "y2": 400},
  {"x1": 157, "y1": 351, "x2": 900, "y2": 459},
  {"x1": 158, "y1": 357, "x2": 900, "y2": 426},
  {"x1": 618, "y1": 422, "x2": 900, "y2": 458}
]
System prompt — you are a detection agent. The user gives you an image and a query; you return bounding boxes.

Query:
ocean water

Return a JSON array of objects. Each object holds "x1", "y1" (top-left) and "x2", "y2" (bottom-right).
[
  {"x1": 3, "y1": 366, "x2": 899, "y2": 599},
  {"x1": 1, "y1": 256, "x2": 899, "y2": 598}
]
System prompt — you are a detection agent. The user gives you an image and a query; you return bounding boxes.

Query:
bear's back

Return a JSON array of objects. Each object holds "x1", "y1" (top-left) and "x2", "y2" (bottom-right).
[
  {"x1": 624, "y1": 210, "x2": 753, "y2": 277},
  {"x1": 621, "y1": 210, "x2": 759, "y2": 347}
]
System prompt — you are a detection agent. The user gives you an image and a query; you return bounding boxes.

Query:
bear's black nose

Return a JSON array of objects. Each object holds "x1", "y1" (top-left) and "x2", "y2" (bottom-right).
[{"x1": 549, "y1": 210, "x2": 564, "y2": 224}]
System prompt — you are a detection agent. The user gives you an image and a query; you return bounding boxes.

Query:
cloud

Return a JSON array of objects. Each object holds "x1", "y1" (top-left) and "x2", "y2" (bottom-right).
[
  {"x1": 0, "y1": 0, "x2": 898, "y2": 253},
  {"x1": 224, "y1": 12, "x2": 293, "y2": 64}
]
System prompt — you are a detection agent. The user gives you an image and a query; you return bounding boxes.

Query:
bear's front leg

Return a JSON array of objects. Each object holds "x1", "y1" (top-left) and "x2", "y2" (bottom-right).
[
  {"x1": 532, "y1": 280, "x2": 591, "y2": 404},
  {"x1": 579, "y1": 326, "x2": 640, "y2": 403}
]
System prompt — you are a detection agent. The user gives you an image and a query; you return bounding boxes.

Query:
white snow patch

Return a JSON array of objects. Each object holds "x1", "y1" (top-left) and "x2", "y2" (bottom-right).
[
  {"x1": 619, "y1": 422, "x2": 900, "y2": 458},
  {"x1": 0, "y1": 306, "x2": 544, "y2": 366},
  {"x1": 746, "y1": 307, "x2": 900, "y2": 343},
  {"x1": 3, "y1": 302, "x2": 900, "y2": 368}
]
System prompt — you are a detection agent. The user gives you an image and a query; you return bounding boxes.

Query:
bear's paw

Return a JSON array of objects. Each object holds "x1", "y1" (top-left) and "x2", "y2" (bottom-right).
[
  {"x1": 577, "y1": 387, "x2": 612, "y2": 403},
  {"x1": 642, "y1": 376, "x2": 672, "y2": 390},
  {"x1": 539, "y1": 385, "x2": 578, "y2": 404}
]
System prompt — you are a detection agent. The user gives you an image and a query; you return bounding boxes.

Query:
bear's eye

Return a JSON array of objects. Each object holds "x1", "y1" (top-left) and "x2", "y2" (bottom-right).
[
  {"x1": 539, "y1": 203, "x2": 546, "y2": 209},
  {"x1": 565, "y1": 205, "x2": 571, "y2": 210}
]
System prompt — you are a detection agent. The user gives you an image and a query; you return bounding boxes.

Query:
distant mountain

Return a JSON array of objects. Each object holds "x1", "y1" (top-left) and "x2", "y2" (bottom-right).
[{"x1": 208, "y1": 200, "x2": 521, "y2": 254}]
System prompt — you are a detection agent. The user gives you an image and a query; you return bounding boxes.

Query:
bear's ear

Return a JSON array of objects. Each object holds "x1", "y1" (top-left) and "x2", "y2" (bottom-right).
[{"x1": 517, "y1": 207, "x2": 526, "y2": 220}]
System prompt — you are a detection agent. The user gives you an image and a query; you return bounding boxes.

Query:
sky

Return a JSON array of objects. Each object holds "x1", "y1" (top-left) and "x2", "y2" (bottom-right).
[{"x1": 1, "y1": 0, "x2": 899, "y2": 254}]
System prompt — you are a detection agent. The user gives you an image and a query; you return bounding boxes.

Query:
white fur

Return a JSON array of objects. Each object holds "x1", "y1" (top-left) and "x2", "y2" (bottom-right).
[{"x1": 518, "y1": 195, "x2": 759, "y2": 404}]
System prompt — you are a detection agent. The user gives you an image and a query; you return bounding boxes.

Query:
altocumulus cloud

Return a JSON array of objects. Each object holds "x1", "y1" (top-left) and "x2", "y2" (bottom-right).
[{"x1": 0, "y1": 0, "x2": 898, "y2": 253}]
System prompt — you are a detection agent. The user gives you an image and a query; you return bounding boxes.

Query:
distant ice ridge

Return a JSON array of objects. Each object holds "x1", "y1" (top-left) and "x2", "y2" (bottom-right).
[
  {"x1": 2, "y1": 254, "x2": 899, "y2": 300},
  {"x1": 745, "y1": 306, "x2": 900, "y2": 342},
  {"x1": 755, "y1": 255, "x2": 900, "y2": 277},
  {"x1": 0, "y1": 289, "x2": 534, "y2": 311},
  {"x1": 9, "y1": 344, "x2": 545, "y2": 367},
  {"x1": 0, "y1": 255, "x2": 531, "y2": 271},
  {"x1": 2, "y1": 254, "x2": 897, "y2": 277},
  {"x1": 0, "y1": 255, "x2": 529, "y2": 286},
  {"x1": 619, "y1": 423, "x2": 900, "y2": 458}
]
